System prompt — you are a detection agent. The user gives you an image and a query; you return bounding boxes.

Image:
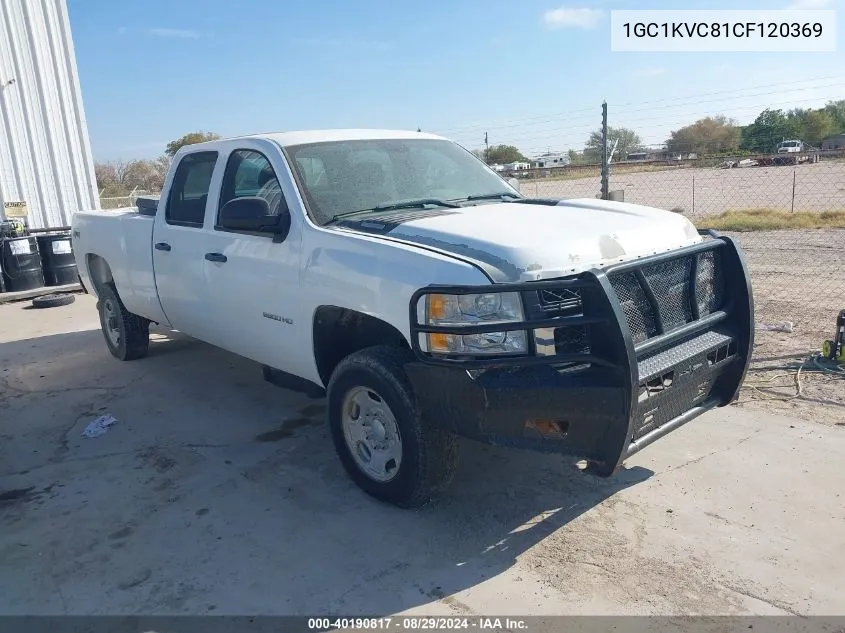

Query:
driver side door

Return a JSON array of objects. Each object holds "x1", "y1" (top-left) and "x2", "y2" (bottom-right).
[{"x1": 200, "y1": 143, "x2": 304, "y2": 374}]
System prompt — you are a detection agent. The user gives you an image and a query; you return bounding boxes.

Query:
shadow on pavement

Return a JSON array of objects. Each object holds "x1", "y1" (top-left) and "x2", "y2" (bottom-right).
[{"x1": 0, "y1": 326, "x2": 653, "y2": 616}]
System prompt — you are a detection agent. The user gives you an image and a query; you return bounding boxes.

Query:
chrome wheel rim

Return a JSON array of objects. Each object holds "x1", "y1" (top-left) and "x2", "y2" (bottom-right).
[
  {"x1": 341, "y1": 386, "x2": 402, "y2": 483},
  {"x1": 102, "y1": 299, "x2": 121, "y2": 347}
]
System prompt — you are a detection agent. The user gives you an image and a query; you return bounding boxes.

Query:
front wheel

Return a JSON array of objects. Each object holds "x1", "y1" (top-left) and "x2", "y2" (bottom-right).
[
  {"x1": 327, "y1": 345, "x2": 458, "y2": 508},
  {"x1": 97, "y1": 284, "x2": 150, "y2": 361}
]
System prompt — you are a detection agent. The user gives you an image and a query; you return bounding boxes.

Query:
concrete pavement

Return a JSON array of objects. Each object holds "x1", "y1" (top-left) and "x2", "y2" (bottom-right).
[{"x1": 1, "y1": 295, "x2": 843, "y2": 616}]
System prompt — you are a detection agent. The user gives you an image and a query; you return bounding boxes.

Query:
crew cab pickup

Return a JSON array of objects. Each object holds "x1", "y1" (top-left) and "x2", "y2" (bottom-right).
[{"x1": 71, "y1": 130, "x2": 754, "y2": 508}]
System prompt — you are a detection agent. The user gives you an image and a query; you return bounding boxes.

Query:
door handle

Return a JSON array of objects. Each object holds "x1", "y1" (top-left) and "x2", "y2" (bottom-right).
[
  {"x1": 154, "y1": 242, "x2": 171, "y2": 251},
  {"x1": 205, "y1": 252, "x2": 227, "y2": 263}
]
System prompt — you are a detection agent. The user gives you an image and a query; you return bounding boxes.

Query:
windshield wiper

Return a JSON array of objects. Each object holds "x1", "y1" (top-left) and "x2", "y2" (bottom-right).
[
  {"x1": 325, "y1": 198, "x2": 460, "y2": 225},
  {"x1": 464, "y1": 192, "x2": 522, "y2": 201},
  {"x1": 373, "y1": 198, "x2": 461, "y2": 212}
]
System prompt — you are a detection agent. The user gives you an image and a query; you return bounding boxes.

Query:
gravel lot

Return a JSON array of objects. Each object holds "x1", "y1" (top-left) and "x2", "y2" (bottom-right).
[
  {"x1": 521, "y1": 161, "x2": 845, "y2": 216},
  {"x1": 1, "y1": 294, "x2": 844, "y2": 620},
  {"x1": 725, "y1": 229, "x2": 845, "y2": 426}
]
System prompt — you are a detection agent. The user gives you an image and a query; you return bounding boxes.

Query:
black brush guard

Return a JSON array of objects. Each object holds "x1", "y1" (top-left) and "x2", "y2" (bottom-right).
[{"x1": 404, "y1": 231, "x2": 754, "y2": 476}]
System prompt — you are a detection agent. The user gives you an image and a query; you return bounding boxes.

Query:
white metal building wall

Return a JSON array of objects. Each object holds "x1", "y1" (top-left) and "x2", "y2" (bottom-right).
[{"x1": 0, "y1": 0, "x2": 99, "y2": 229}]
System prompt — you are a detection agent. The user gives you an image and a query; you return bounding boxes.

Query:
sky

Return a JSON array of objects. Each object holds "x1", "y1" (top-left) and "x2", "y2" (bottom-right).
[{"x1": 66, "y1": 0, "x2": 845, "y2": 161}]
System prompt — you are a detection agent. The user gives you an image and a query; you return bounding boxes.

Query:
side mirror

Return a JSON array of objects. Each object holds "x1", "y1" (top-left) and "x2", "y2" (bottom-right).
[
  {"x1": 219, "y1": 196, "x2": 291, "y2": 242},
  {"x1": 508, "y1": 177, "x2": 521, "y2": 194}
]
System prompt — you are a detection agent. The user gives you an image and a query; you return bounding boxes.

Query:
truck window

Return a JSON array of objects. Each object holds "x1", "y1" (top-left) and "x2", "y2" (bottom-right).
[
  {"x1": 218, "y1": 150, "x2": 287, "y2": 222},
  {"x1": 166, "y1": 151, "x2": 218, "y2": 227},
  {"x1": 284, "y1": 139, "x2": 514, "y2": 225}
]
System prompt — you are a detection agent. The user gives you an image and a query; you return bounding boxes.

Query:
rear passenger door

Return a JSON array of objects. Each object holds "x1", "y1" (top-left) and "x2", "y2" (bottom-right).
[{"x1": 152, "y1": 150, "x2": 219, "y2": 339}]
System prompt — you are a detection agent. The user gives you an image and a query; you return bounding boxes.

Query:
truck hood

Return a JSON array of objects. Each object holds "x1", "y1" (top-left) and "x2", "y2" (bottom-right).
[{"x1": 333, "y1": 198, "x2": 701, "y2": 282}]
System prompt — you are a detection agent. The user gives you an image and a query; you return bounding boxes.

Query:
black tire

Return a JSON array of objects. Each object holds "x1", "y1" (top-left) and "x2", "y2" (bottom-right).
[
  {"x1": 31, "y1": 293, "x2": 76, "y2": 309},
  {"x1": 96, "y1": 284, "x2": 149, "y2": 361},
  {"x1": 327, "y1": 345, "x2": 458, "y2": 508}
]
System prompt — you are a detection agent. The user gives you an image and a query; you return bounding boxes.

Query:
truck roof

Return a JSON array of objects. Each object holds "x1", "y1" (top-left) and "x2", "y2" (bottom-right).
[{"x1": 194, "y1": 129, "x2": 449, "y2": 149}]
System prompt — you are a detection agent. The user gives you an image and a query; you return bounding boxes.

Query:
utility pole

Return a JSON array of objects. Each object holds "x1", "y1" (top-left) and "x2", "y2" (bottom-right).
[
  {"x1": 484, "y1": 131, "x2": 489, "y2": 163},
  {"x1": 600, "y1": 101, "x2": 609, "y2": 200}
]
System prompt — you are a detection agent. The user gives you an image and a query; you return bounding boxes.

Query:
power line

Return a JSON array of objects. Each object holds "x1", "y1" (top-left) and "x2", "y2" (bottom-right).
[
  {"x1": 443, "y1": 84, "x2": 844, "y2": 140},
  {"x1": 451, "y1": 94, "x2": 845, "y2": 152},
  {"x1": 435, "y1": 75, "x2": 845, "y2": 136}
]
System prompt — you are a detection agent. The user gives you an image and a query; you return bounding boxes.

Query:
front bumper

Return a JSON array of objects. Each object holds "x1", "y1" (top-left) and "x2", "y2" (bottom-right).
[{"x1": 405, "y1": 231, "x2": 754, "y2": 476}]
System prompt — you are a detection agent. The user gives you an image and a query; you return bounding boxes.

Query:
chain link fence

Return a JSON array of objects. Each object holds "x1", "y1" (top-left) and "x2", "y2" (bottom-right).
[{"x1": 98, "y1": 189, "x2": 157, "y2": 210}]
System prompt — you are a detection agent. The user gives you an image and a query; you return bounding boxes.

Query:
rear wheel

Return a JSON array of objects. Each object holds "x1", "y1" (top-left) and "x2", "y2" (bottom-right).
[
  {"x1": 97, "y1": 284, "x2": 149, "y2": 361},
  {"x1": 327, "y1": 345, "x2": 458, "y2": 508}
]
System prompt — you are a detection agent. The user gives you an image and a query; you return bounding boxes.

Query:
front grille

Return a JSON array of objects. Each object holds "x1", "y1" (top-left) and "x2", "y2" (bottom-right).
[
  {"x1": 644, "y1": 258, "x2": 694, "y2": 331},
  {"x1": 609, "y1": 250, "x2": 725, "y2": 344},
  {"x1": 695, "y1": 251, "x2": 725, "y2": 317},
  {"x1": 610, "y1": 272, "x2": 659, "y2": 342}
]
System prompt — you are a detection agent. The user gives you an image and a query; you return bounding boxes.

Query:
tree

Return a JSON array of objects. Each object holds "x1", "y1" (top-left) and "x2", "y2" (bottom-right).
[
  {"x1": 800, "y1": 109, "x2": 838, "y2": 146},
  {"x1": 567, "y1": 149, "x2": 591, "y2": 165},
  {"x1": 585, "y1": 127, "x2": 642, "y2": 161},
  {"x1": 122, "y1": 160, "x2": 159, "y2": 191},
  {"x1": 666, "y1": 116, "x2": 740, "y2": 155},
  {"x1": 94, "y1": 162, "x2": 119, "y2": 190},
  {"x1": 165, "y1": 131, "x2": 221, "y2": 157},
  {"x1": 130, "y1": 155, "x2": 169, "y2": 191},
  {"x1": 822, "y1": 100, "x2": 845, "y2": 132},
  {"x1": 151, "y1": 155, "x2": 171, "y2": 189},
  {"x1": 740, "y1": 109, "x2": 801, "y2": 153},
  {"x1": 483, "y1": 144, "x2": 529, "y2": 164}
]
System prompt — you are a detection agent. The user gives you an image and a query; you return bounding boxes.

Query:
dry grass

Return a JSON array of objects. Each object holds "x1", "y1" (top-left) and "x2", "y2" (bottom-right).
[{"x1": 697, "y1": 209, "x2": 845, "y2": 231}]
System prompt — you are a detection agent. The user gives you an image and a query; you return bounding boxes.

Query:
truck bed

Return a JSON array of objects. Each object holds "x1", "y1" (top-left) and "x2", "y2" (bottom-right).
[{"x1": 72, "y1": 208, "x2": 165, "y2": 324}]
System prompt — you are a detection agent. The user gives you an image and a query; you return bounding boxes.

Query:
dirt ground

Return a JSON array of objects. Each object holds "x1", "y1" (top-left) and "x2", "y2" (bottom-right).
[
  {"x1": 521, "y1": 161, "x2": 845, "y2": 217},
  {"x1": 722, "y1": 229, "x2": 845, "y2": 426},
  {"x1": 1, "y1": 294, "x2": 844, "y2": 621}
]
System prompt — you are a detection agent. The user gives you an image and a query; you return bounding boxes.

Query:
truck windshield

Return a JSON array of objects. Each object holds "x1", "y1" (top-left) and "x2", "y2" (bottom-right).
[{"x1": 283, "y1": 139, "x2": 518, "y2": 225}]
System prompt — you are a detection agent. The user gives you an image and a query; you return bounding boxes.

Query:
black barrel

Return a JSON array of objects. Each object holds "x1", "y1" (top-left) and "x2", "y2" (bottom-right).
[
  {"x1": 36, "y1": 233, "x2": 78, "y2": 286},
  {"x1": 1, "y1": 236, "x2": 45, "y2": 291}
]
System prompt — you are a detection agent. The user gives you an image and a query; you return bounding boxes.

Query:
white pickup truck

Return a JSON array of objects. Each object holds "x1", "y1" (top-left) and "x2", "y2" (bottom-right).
[{"x1": 71, "y1": 129, "x2": 754, "y2": 507}]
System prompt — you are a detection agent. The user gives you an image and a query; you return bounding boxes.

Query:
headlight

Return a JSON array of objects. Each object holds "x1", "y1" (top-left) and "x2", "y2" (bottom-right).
[{"x1": 417, "y1": 292, "x2": 528, "y2": 356}]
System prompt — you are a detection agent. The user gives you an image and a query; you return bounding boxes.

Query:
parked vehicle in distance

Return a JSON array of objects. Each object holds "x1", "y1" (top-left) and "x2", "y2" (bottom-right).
[
  {"x1": 71, "y1": 129, "x2": 754, "y2": 508},
  {"x1": 774, "y1": 139, "x2": 813, "y2": 165},
  {"x1": 777, "y1": 139, "x2": 805, "y2": 154}
]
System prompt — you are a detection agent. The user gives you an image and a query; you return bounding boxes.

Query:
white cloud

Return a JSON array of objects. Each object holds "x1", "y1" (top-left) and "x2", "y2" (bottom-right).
[
  {"x1": 149, "y1": 28, "x2": 200, "y2": 39},
  {"x1": 784, "y1": 0, "x2": 833, "y2": 8},
  {"x1": 542, "y1": 7, "x2": 605, "y2": 30},
  {"x1": 633, "y1": 67, "x2": 667, "y2": 79}
]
